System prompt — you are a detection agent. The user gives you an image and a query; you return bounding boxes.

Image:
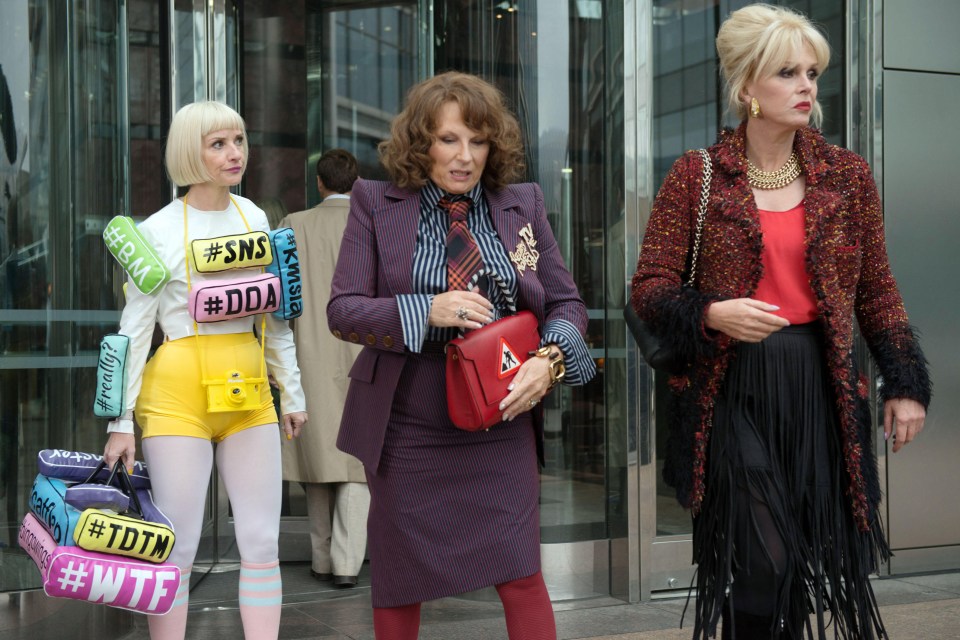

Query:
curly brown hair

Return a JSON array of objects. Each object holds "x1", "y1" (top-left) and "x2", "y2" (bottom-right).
[{"x1": 379, "y1": 72, "x2": 525, "y2": 192}]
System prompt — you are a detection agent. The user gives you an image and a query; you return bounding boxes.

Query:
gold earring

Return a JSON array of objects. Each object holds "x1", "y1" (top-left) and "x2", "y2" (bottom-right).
[{"x1": 750, "y1": 97, "x2": 762, "y2": 119}]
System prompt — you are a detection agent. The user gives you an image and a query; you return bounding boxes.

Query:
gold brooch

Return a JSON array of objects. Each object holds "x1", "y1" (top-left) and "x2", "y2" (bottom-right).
[{"x1": 509, "y1": 224, "x2": 539, "y2": 276}]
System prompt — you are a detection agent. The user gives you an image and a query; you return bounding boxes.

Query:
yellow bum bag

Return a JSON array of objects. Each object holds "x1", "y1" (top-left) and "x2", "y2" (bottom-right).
[{"x1": 74, "y1": 509, "x2": 175, "y2": 564}]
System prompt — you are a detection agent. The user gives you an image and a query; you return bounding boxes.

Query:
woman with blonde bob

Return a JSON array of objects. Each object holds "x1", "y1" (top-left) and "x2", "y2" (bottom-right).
[
  {"x1": 103, "y1": 101, "x2": 307, "y2": 640},
  {"x1": 328, "y1": 71, "x2": 595, "y2": 639},
  {"x1": 630, "y1": 4, "x2": 929, "y2": 639}
]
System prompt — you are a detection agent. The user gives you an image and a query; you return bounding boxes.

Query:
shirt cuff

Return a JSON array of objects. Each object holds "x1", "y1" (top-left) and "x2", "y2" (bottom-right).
[
  {"x1": 542, "y1": 319, "x2": 596, "y2": 386},
  {"x1": 107, "y1": 418, "x2": 135, "y2": 434},
  {"x1": 398, "y1": 294, "x2": 433, "y2": 353}
]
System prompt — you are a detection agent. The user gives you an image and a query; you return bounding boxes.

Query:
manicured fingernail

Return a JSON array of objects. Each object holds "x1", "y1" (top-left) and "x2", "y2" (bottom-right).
[
  {"x1": 499, "y1": 402, "x2": 506, "y2": 410},
  {"x1": 507, "y1": 383, "x2": 515, "y2": 391},
  {"x1": 884, "y1": 432, "x2": 890, "y2": 440},
  {"x1": 503, "y1": 414, "x2": 510, "y2": 421},
  {"x1": 127, "y1": 467, "x2": 133, "y2": 475},
  {"x1": 287, "y1": 433, "x2": 292, "y2": 440}
]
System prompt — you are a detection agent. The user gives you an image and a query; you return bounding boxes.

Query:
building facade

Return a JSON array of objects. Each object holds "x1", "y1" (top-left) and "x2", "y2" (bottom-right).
[{"x1": 1, "y1": 0, "x2": 958, "y2": 630}]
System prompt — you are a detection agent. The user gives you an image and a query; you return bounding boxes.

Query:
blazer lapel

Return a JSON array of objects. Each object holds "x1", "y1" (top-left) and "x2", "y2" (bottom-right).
[
  {"x1": 374, "y1": 184, "x2": 421, "y2": 296},
  {"x1": 485, "y1": 186, "x2": 542, "y2": 314}
]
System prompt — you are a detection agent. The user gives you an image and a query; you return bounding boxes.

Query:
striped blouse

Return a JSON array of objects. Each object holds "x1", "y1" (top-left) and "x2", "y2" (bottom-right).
[{"x1": 396, "y1": 181, "x2": 594, "y2": 384}]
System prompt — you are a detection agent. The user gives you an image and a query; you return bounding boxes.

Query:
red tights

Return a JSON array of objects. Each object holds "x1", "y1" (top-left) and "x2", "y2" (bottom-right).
[{"x1": 372, "y1": 571, "x2": 556, "y2": 640}]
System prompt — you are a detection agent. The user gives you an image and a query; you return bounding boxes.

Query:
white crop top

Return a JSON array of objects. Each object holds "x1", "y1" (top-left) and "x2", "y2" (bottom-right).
[{"x1": 106, "y1": 195, "x2": 305, "y2": 434}]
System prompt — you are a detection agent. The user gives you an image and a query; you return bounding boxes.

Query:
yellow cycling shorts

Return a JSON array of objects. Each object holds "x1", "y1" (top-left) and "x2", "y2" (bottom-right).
[{"x1": 136, "y1": 333, "x2": 278, "y2": 442}]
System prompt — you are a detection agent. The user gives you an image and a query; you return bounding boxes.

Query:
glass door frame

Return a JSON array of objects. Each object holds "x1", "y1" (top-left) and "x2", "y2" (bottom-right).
[
  {"x1": 165, "y1": 0, "x2": 238, "y2": 570},
  {"x1": 626, "y1": 0, "x2": 695, "y2": 601}
]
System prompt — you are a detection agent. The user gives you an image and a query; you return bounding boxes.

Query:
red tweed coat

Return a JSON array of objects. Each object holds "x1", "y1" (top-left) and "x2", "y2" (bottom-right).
[{"x1": 630, "y1": 124, "x2": 931, "y2": 532}]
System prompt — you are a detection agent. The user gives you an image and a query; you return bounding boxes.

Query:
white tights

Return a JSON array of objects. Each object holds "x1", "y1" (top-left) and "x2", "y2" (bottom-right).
[{"x1": 143, "y1": 424, "x2": 283, "y2": 639}]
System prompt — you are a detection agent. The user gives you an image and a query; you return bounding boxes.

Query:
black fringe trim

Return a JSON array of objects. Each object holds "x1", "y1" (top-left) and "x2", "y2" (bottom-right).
[
  {"x1": 869, "y1": 326, "x2": 932, "y2": 408},
  {"x1": 853, "y1": 376, "x2": 884, "y2": 517},
  {"x1": 689, "y1": 470, "x2": 891, "y2": 639},
  {"x1": 661, "y1": 380, "x2": 705, "y2": 508},
  {"x1": 686, "y1": 328, "x2": 892, "y2": 639},
  {"x1": 643, "y1": 285, "x2": 725, "y2": 371}
]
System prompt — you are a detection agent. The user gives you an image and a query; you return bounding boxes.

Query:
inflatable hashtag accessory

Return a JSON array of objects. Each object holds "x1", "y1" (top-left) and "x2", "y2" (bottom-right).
[
  {"x1": 188, "y1": 272, "x2": 281, "y2": 322},
  {"x1": 19, "y1": 513, "x2": 57, "y2": 579},
  {"x1": 74, "y1": 508, "x2": 175, "y2": 563},
  {"x1": 102, "y1": 216, "x2": 170, "y2": 294},
  {"x1": 38, "y1": 449, "x2": 151, "y2": 489},
  {"x1": 30, "y1": 474, "x2": 82, "y2": 546},
  {"x1": 189, "y1": 231, "x2": 273, "y2": 273},
  {"x1": 265, "y1": 228, "x2": 303, "y2": 320},
  {"x1": 44, "y1": 546, "x2": 181, "y2": 614},
  {"x1": 94, "y1": 334, "x2": 129, "y2": 418}
]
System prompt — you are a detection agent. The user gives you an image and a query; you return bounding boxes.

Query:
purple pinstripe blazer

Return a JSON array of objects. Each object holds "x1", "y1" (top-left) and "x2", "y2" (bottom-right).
[{"x1": 327, "y1": 178, "x2": 589, "y2": 474}]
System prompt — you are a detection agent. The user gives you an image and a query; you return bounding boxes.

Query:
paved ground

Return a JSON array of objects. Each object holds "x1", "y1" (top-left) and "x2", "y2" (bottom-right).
[
  {"x1": 2, "y1": 563, "x2": 958, "y2": 638},
  {"x1": 138, "y1": 564, "x2": 960, "y2": 639}
]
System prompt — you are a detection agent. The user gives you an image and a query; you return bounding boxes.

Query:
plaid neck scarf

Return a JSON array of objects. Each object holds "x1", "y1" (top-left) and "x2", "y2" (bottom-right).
[{"x1": 439, "y1": 196, "x2": 484, "y2": 291}]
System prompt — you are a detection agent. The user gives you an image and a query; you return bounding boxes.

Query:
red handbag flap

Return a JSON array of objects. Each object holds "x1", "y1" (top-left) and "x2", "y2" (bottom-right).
[{"x1": 447, "y1": 311, "x2": 539, "y2": 407}]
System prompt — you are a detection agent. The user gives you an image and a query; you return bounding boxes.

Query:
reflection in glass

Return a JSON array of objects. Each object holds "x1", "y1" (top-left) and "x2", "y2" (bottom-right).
[
  {"x1": 436, "y1": 0, "x2": 625, "y2": 545},
  {"x1": 241, "y1": 2, "x2": 308, "y2": 217},
  {"x1": 0, "y1": 0, "x2": 152, "y2": 592},
  {"x1": 308, "y1": 2, "x2": 418, "y2": 188}
]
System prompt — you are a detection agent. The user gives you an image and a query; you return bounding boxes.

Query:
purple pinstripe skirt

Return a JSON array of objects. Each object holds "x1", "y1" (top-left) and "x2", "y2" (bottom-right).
[{"x1": 365, "y1": 351, "x2": 541, "y2": 608}]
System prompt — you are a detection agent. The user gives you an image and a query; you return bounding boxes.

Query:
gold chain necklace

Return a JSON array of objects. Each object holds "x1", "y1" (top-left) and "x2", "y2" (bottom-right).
[{"x1": 747, "y1": 151, "x2": 802, "y2": 190}]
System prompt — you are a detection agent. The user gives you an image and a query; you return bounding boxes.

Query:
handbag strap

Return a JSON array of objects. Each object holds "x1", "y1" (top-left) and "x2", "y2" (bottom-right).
[
  {"x1": 80, "y1": 459, "x2": 109, "y2": 485},
  {"x1": 686, "y1": 148, "x2": 713, "y2": 286},
  {"x1": 79, "y1": 459, "x2": 145, "y2": 517},
  {"x1": 113, "y1": 460, "x2": 144, "y2": 518},
  {"x1": 468, "y1": 268, "x2": 516, "y2": 315},
  {"x1": 457, "y1": 268, "x2": 517, "y2": 338}
]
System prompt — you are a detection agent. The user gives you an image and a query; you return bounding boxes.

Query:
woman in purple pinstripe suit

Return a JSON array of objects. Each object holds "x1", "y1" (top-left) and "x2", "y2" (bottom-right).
[{"x1": 327, "y1": 72, "x2": 596, "y2": 639}]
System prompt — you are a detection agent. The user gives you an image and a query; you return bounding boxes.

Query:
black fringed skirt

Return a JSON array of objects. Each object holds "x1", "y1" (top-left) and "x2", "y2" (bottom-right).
[{"x1": 692, "y1": 324, "x2": 889, "y2": 639}]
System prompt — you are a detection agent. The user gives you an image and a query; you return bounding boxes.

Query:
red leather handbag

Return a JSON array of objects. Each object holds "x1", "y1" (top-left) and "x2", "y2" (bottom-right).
[{"x1": 445, "y1": 310, "x2": 540, "y2": 431}]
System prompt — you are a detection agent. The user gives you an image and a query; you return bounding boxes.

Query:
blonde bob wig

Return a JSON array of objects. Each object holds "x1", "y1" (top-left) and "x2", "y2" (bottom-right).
[
  {"x1": 716, "y1": 3, "x2": 831, "y2": 127},
  {"x1": 165, "y1": 101, "x2": 249, "y2": 187}
]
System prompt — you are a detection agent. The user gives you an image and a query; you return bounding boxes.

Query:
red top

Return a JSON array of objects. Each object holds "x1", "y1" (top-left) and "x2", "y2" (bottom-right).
[{"x1": 752, "y1": 202, "x2": 818, "y2": 324}]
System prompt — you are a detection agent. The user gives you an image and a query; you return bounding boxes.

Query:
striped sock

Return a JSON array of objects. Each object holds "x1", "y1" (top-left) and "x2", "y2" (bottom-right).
[
  {"x1": 238, "y1": 560, "x2": 282, "y2": 640},
  {"x1": 148, "y1": 567, "x2": 191, "y2": 640}
]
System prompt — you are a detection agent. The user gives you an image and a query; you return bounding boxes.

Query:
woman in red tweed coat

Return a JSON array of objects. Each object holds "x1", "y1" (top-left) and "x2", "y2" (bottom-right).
[{"x1": 630, "y1": 5, "x2": 930, "y2": 639}]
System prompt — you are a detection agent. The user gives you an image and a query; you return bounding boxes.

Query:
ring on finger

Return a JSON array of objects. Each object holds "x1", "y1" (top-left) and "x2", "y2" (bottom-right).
[
  {"x1": 529, "y1": 398, "x2": 537, "y2": 407},
  {"x1": 456, "y1": 306, "x2": 469, "y2": 320}
]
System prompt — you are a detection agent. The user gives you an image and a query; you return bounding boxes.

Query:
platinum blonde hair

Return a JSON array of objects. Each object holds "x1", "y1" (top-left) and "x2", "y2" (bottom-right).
[
  {"x1": 165, "y1": 101, "x2": 248, "y2": 187},
  {"x1": 716, "y1": 3, "x2": 831, "y2": 127}
]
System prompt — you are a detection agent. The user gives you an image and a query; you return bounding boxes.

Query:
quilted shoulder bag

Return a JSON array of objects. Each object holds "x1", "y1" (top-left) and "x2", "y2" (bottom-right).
[
  {"x1": 625, "y1": 148, "x2": 713, "y2": 374},
  {"x1": 445, "y1": 271, "x2": 541, "y2": 431}
]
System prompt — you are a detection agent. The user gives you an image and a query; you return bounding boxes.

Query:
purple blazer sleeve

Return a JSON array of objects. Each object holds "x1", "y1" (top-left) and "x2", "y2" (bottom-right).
[{"x1": 327, "y1": 179, "x2": 408, "y2": 353}]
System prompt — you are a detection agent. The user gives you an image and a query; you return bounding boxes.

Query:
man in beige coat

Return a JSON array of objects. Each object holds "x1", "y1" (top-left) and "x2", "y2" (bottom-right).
[{"x1": 280, "y1": 149, "x2": 368, "y2": 587}]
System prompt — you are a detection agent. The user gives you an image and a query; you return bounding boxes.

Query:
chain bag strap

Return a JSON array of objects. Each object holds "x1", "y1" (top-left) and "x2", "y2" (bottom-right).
[{"x1": 625, "y1": 148, "x2": 713, "y2": 374}]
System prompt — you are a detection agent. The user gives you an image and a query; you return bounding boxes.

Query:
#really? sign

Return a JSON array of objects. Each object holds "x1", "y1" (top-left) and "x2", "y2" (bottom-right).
[{"x1": 44, "y1": 547, "x2": 180, "y2": 615}]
